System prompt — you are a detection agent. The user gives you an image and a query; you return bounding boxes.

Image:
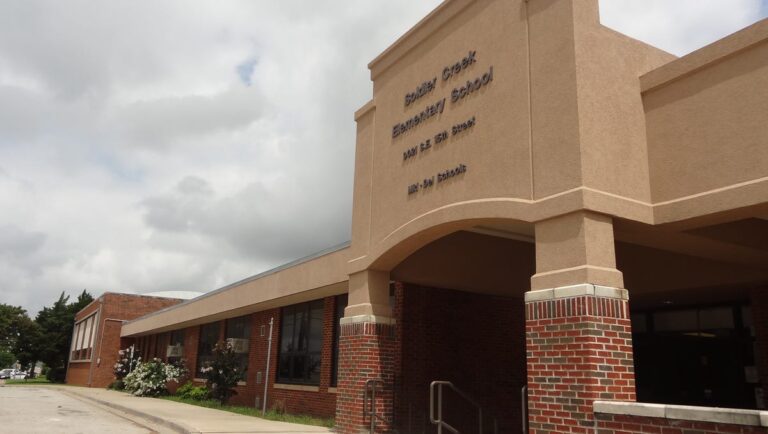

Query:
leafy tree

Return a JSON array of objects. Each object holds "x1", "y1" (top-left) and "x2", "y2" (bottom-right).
[
  {"x1": 13, "y1": 316, "x2": 43, "y2": 372},
  {"x1": 35, "y1": 290, "x2": 94, "y2": 382},
  {"x1": 201, "y1": 341, "x2": 241, "y2": 404},
  {"x1": 0, "y1": 351, "x2": 13, "y2": 368},
  {"x1": 0, "y1": 304, "x2": 30, "y2": 368}
]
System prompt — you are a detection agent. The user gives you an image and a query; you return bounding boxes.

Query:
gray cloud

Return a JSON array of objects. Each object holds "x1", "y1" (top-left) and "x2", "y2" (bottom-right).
[
  {"x1": 0, "y1": 225, "x2": 46, "y2": 264},
  {"x1": 599, "y1": 0, "x2": 765, "y2": 56},
  {"x1": 111, "y1": 87, "x2": 266, "y2": 148},
  {"x1": 142, "y1": 175, "x2": 350, "y2": 264}
]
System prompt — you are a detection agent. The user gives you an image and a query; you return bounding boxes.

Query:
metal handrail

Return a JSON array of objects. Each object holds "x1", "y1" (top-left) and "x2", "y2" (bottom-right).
[
  {"x1": 430, "y1": 380, "x2": 492, "y2": 434},
  {"x1": 521, "y1": 385, "x2": 528, "y2": 433},
  {"x1": 364, "y1": 379, "x2": 386, "y2": 433}
]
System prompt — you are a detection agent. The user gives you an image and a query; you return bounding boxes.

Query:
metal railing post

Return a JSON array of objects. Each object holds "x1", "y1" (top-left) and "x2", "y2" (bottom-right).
[
  {"x1": 437, "y1": 384, "x2": 443, "y2": 434},
  {"x1": 430, "y1": 380, "x2": 485, "y2": 434},
  {"x1": 478, "y1": 405, "x2": 483, "y2": 434},
  {"x1": 521, "y1": 385, "x2": 528, "y2": 434},
  {"x1": 364, "y1": 379, "x2": 386, "y2": 433}
]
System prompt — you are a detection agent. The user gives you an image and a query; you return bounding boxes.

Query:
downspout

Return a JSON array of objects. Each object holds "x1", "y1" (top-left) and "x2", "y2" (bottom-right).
[
  {"x1": 524, "y1": 0, "x2": 535, "y2": 200},
  {"x1": 262, "y1": 317, "x2": 274, "y2": 415},
  {"x1": 524, "y1": 2, "x2": 534, "y2": 432}
]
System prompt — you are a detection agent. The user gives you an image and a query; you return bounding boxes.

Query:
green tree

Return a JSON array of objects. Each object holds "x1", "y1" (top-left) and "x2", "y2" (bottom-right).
[
  {"x1": 13, "y1": 316, "x2": 43, "y2": 372},
  {"x1": 35, "y1": 290, "x2": 94, "y2": 382},
  {"x1": 0, "y1": 304, "x2": 30, "y2": 368},
  {"x1": 0, "y1": 351, "x2": 13, "y2": 368},
  {"x1": 202, "y1": 341, "x2": 241, "y2": 404}
]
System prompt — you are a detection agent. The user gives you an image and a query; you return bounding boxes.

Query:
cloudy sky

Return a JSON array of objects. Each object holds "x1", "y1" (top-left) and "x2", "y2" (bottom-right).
[{"x1": 0, "y1": 1, "x2": 766, "y2": 316}]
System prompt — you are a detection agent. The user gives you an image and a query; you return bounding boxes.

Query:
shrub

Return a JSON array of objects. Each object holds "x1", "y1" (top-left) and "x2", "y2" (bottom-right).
[
  {"x1": 201, "y1": 341, "x2": 241, "y2": 404},
  {"x1": 176, "y1": 382, "x2": 209, "y2": 401},
  {"x1": 107, "y1": 379, "x2": 125, "y2": 390},
  {"x1": 123, "y1": 358, "x2": 187, "y2": 397},
  {"x1": 113, "y1": 348, "x2": 141, "y2": 382},
  {"x1": 46, "y1": 367, "x2": 66, "y2": 383}
]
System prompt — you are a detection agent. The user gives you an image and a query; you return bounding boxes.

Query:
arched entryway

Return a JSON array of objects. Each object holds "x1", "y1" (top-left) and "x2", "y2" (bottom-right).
[{"x1": 389, "y1": 228, "x2": 535, "y2": 433}]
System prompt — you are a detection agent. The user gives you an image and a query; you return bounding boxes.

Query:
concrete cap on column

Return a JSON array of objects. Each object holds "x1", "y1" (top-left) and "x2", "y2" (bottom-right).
[{"x1": 524, "y1": 283, "x2": 628, "y2": 302}]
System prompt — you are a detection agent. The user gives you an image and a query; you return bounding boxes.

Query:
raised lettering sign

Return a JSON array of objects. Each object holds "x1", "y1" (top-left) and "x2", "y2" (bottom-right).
[
  {"x1": 405, "y1": 78, "x2": 437, "y2": 107},
  {"x1": 442, "y1": 51, "x2": 477, "y2": 81},
  {"x1": 392, "y1": 98, "x2": 446, "y2": 139},
  {"x1": 407, "y1": 164, "x2": 468, "y2": 195},
  {"x1": 398, "y1": 49, "x2": 492, "y2": 196},
  {"x1": 451, "y1": 67, "x2": 493, "y2": 103}
]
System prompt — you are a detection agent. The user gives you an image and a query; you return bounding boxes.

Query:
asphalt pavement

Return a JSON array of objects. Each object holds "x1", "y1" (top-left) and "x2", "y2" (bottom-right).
[
  {"x1": 0, "y1": 384, "x2": 334, "y2": 434},
  {"x1": 0, "y1": 385, "x2": 162, "y2": 433}
]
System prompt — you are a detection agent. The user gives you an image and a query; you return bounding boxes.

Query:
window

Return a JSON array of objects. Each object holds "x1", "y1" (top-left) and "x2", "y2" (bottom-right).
[
  {"x1": 331, "y1": 294, "x2": 348, "y2": 386},
  {"x1": 634, "y1": 303, "x2": 755, "y2": 408},
  {"x1": 278, "y1": 300, "x2": 324, "y2": 385},
  {"x1": 70, "y1": 313, "x2": 98, "y2": 362},
  {"x1": 225, "y1": 316, "x2": 251, "y2": 381},
  {"x1": 167, "y1": 329, "x2": 185, "y2": 364},
  {"x1": 196, "y1": 322, "x2": 220, "y2": 377},
  {"x1": 149, "y1": 335, "x2": 159, "y2": 359}
]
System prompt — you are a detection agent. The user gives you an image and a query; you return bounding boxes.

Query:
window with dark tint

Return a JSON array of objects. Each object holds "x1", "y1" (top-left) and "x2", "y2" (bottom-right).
[
  {"x1": 633, "y1": 304, "x2": 756, "y2": 409},
  {"x1": 331, "y1": 294, "x2": 348, "y2": 386},
  {"x1": 278, "y1": 300, "x2": 324, "y2": 385},
  {"x1": 226, "y1": 316, "x2": 251, "y2": 381},
  {"x1": 196, "y1": 322, "x2": 220, "y2": 377},
  {"x1": 167, "y1": 329, "x2": 185, "y2": 364}
]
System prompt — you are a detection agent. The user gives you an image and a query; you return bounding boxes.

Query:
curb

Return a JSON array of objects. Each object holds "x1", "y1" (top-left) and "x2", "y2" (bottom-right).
[{"x1": 59, "y1": 388, "x2": 194, "y2": 434}]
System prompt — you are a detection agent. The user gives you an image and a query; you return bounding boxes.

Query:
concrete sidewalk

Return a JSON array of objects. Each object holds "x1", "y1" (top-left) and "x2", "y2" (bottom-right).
[{"x1": 54, "y1": 385, "x2": 334, "y2": 434}]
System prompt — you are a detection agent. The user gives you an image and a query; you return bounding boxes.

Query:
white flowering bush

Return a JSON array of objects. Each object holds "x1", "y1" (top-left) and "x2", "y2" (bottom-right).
[
  {"x1": 114, "y1": 348, "x2": 141, "y2": 379},
  {"x1": 108, "y1": 348, "x2": 142, "y2": 390},
  {"x1": 123, "y1": 358, "x2": 187, "y2": 397}
]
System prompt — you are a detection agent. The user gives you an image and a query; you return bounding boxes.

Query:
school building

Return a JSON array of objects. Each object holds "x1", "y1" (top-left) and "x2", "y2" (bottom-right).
[{"x1": 66, "y1": 0, "x2": 768, "y2": 432}]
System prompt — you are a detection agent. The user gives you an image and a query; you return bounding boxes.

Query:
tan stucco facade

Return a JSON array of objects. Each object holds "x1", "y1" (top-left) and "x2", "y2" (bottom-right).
[{"x1": 123, "y1": 0, "x2": 768, "y2": 341}]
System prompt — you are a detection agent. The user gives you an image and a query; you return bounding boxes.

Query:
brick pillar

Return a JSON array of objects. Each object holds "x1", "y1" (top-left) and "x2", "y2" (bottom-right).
[
  {"x1": 336, "y1": 316, "x2": 397, "y2": 434},
  {"x1": 525, "y1": 284, "x2": 635, "y2": 433}
]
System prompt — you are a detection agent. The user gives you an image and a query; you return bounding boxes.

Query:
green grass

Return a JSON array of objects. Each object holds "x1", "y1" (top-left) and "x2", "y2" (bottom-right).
[
  {"x1": 160, "y1": 396, "x2": 334, "y2": 428},
  {"x1": 3, "y1": 377, "x2": 52, "y2": 385}
]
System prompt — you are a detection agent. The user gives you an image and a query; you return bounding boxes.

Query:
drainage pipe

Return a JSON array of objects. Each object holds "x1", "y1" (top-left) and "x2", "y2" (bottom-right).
[{"x1": 262, "y1": 317, "x2": 274, "y2": 415}]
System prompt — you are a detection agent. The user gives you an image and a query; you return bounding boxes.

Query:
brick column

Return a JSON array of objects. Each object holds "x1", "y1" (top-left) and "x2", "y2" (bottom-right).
[
  {"x1": 336, "y1": 315, "x2": 397, "y2": 434},
  {"x1": 525, "y1": 284, "x2": 636, "y2": 433}
]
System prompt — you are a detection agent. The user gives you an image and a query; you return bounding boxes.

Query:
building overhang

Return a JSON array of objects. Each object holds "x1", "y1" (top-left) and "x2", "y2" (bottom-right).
[{"x1": 121, "y1": 243, "x2": 351, "y2": 337}]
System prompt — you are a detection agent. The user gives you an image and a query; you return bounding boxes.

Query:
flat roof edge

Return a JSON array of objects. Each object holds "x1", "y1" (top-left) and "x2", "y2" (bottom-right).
[
  {"x1": 123, "y1": 241, "x2": 351, "y2": 327},
  {"x1": 75, "y1": 291, "x2": 188, "y2": 317},
  {"x1": 641, "y1": 17, "x2": 768, "y2": 93},
  {"x1": 368, "y1": 0, "x2": 474, "y2": 79},
  {"x1": 121, "y1": 280, "x2": 348, "y2": 337},
  {"x1": 354, "y1": 100, "x2": 375, "y2": 121}
]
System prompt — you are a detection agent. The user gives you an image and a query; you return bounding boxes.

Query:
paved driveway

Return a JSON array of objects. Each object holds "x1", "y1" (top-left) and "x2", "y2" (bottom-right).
[{"x1": 0, "y1": 386, "x2": 156, "y2": 433}]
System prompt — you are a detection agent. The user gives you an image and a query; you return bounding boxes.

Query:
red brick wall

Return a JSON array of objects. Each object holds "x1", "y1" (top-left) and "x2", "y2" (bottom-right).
[
  {"x1": 155, "y1": 297, "x2": 339, "y2": 420},
  {"x1": 595, "y1": 413, "x2": 768, "y2": 433},
  {"x1": 394, "y1": 283, "x2": 526, "y2": 433},
  {"x1": 66, "y1": 293, "x2": 184, "y2": 388},
  {"x1": 66, "y1": 363, "x2": 90, "y2": 385},
  {"x1": 65, "y1": 299, "x2": 102, "y2": 385},
  {"x1": 335, "y1": 319, "x2": 397, "y2": 433},
  {"x1": 526, "y1": 294, "x2": 635, "y2": 433}
]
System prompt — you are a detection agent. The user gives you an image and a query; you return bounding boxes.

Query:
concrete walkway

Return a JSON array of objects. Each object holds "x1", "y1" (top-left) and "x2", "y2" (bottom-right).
[{"x1": 52, "y1": 385, "x2": 335, "y2": 434}]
